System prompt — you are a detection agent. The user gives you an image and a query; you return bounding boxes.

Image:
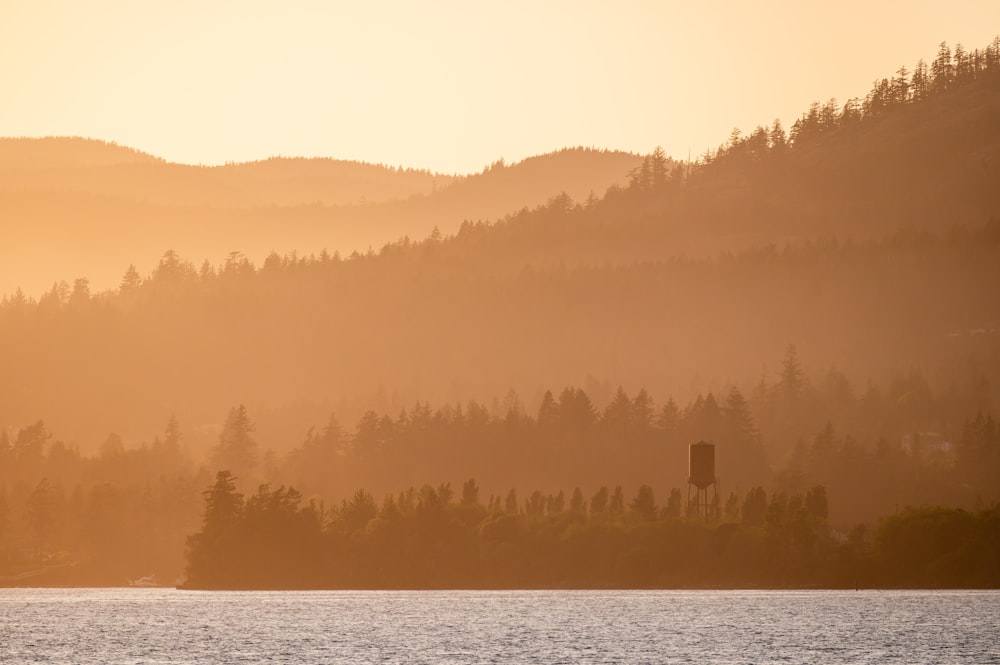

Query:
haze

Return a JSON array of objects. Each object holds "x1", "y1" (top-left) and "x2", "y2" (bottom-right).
[
  {"x1": 1, "y1": 3, "x2": 998, "y2": 594},
  {"x1": 1, "y1": 1, "x2": 997, "y2": 172}
]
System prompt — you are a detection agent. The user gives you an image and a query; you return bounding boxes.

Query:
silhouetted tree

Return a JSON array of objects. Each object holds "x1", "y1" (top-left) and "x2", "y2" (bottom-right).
[
  {"x1": 119, "y1": 264, "x2": 142, "y2": 293},
  {"x1": 590, "y1": 486, "x2": 609, "y2": 514},
  {"x1": 461, "y1": 478, "x2": 480, "y2": 506},
  {"x1": 742, "y1": 487, "x2": 767, "y2": 527},
  {"x1": 211, "y1": 405, "x2": 258, "y2": 479}
]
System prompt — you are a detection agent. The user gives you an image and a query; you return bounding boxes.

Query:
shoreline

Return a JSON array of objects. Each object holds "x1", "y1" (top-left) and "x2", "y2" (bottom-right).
[{"x1": 4, "y1": 584, "x2": 998, "y2": 592}]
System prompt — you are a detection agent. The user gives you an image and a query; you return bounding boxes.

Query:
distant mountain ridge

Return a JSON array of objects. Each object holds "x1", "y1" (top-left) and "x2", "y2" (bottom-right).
[
  {"x1": 0, "y1": 140, "x2": 642, "y2": 296},
  {"x1": 0, "y1": 137, "x2": 162, "y2": 169},
  {"x1": 0, "y1": 136, "x2": 449, "y2": 207}
]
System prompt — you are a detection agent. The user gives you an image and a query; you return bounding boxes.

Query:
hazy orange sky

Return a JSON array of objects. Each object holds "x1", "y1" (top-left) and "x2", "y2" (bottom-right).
[{"x1": 2, "y1": 1, "x2": 999, "y2": 173}]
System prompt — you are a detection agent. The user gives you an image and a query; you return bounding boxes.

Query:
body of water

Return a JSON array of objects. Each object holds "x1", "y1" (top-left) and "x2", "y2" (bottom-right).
[{"x1": 1, "y1": 589, "x2": 997, "y2": 663}]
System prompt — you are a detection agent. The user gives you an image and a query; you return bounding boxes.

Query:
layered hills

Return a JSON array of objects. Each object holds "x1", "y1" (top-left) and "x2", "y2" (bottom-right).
[
  {"x1": 2, "y1": 40, "x2": 1000, "y2": 587},
  {"x1": 1, "y1": 39, "x2": 998, "y2": 468},
  {"x1": 0, "y1": 140, "x2": 642, "y2": 296}
]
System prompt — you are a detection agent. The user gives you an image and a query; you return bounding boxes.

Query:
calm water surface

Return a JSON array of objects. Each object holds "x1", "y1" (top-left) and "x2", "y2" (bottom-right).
[{"x1": 1, "y1": 589, "x2": 997, "y2": 664}]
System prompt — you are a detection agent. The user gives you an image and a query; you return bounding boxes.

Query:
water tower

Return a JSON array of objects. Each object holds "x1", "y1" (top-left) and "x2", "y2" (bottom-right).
[{"x1": 687, "y1": 441, "x2": 718, "y2": 521}]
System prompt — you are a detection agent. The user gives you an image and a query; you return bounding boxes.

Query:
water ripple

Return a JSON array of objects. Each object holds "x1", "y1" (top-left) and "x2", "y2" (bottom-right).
[{"x1": 0, "y1": 589, "x2": 998, "y2": 664}]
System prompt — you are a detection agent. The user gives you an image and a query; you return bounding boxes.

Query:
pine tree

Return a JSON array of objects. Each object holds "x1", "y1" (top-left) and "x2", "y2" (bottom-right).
[
  {"x1": 630, "y1": 485, "x2": 657, "y2": 520},
  {"x1": 954, "y1": 43, "x2": 971, "y2": 81},
  {"x1": 119, "y1": 265, "x2": 142, "y2": 293},
  {"x1": 590, "y1": 486, "x2": 609, "y2": 513},
  {"x1": 931, "y1": 42, "x2": 953, "y2": 91},
  {"x1": 769, "y1": 119, "x2": 787, "y2": 152},
  {"x1": 211, "y1": 405, "x2": 258, "y2": 477},
  {"x1": 164, "y1": 415, "x2": 182, "y2": 451},
  {"x1": 911, "y1": 59, "x2": 929, "y2": 100},
  {"x1": 778, "y1": 345, "x2": 805, "y2": 400},
  {"x1": 892, "y1": 66, "x2": 910, "y2": 103},
  {"x1": 185, "y1": 471, "x2": 243, "y2": 587},
  {"x1": 650, "y1": 146, "x2": 669, "y2": 190},
  {"x1": 724, "y1": 388, "x2": 757, "y2": 446}
]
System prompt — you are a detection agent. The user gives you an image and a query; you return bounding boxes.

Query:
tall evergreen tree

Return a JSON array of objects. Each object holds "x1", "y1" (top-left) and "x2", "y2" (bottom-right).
[{"x1": 211, "y1": 405, "x2": 258, "y2": 478}]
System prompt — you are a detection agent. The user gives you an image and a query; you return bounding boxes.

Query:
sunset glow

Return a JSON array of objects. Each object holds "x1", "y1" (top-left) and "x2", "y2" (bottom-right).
[
  {"x1": 1, "y1": 1, "x2": 997, "y2": 172},
  {"x1": 1, "y1": 4, "x2": 999, "y2": 660}
]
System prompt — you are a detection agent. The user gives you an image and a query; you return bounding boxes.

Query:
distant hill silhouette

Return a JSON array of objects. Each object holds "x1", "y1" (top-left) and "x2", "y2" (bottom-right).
[
  {"x1": 0, "y1": 142, "x2": 641, "y2": 296},
  {"x1": 0, "y1": 137, "x2": 162, "y2": 169},
  {"x1": 0, "y1": 137, "x2": 450, "y2": 207}
]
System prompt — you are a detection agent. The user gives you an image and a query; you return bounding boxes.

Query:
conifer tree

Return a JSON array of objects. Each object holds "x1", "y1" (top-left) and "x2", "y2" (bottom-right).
[{"x1": 211, "y1": 405, "x2": 258, "y2": 478}]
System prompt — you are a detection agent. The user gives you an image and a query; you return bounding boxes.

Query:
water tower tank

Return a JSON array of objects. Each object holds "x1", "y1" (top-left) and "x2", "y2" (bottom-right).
[{"x1": 689, "y1": 441, "x2": 715, "y2": 489}]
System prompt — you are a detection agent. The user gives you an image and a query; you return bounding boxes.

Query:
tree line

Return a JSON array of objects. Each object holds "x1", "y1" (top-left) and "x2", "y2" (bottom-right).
[
  {"x1": 2, "y1": 222, "x2": 997, "y2": 462},
  {"x1": 617, "y1": 38, "x2": 1000, "y2": 193},
  {"x1": 2, "y1": 363, "x2": 998, "y2": 585},
  {"x1": 183, "y1": 470, "x2": 1000, "y2": 589},
  {"x1": 703, "y1": 39, "x2": 1000, "y2": 171}
]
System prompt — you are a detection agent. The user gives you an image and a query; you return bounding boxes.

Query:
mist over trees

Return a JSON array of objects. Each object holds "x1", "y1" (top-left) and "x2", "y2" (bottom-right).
[
  {"x1": 1, "y1": 365, "x2": 998, "y2": 585},
  {"x1": 2, "y1": 40, "x2": 998, "y2": 452},
  {"x1": 1, "y1": 221, "x2": 997, "y2": 454},
  {"x1": 0, "y1": 144, "x2": 641, "y2": 297},
  {"x1": 1, "y1": 38, "x2": 999, "y2": 587}
]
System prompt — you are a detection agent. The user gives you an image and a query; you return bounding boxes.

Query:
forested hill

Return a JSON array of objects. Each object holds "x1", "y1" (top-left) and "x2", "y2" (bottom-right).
[
  {"x1": 449, "y1": 39, "x2": 1000, "y2": 271},
  {"x1": 1, "y1": 226, "x2": 998, "y2": 459},
  {"x1": 0, "y1": 142, "x2": 641, "y2": 296},
  {"x1": 4, "y1": 40, "x2": 998, "y2": 299},
  {"x1": 683, "y1": 45, "x2": 1000, "y2": 242},
  {"x1": 0, "y1": 39, "x2": 998, "y2": 459}
]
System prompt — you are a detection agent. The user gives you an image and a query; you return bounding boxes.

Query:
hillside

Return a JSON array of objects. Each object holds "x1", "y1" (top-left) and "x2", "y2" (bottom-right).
[
  {"x1": 1, "y1": 39, "x2": 998, "y2": 462},
  {"x1": 0, "y1": 142, "x2": 641, "y2": 297},
  {"x1": 1, "y1": 225, "x2": 997, "y2": 457},
  {"x1": 452, "y1": 55, "x2": 1000, "y2": 272},
  {"x1": 7, "y1": 49, "x2": 996, "y2": 303}
]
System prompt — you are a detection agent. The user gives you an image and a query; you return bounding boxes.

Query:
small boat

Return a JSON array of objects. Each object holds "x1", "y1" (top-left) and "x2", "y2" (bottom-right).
[{"x1": 128, "y1": 575, "x2": 160, "y2": 588}]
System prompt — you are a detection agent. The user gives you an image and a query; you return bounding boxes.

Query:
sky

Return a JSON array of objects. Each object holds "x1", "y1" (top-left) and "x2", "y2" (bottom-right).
[{"x1": 1, "y1": 1, "x2": 999, "y2": 174}]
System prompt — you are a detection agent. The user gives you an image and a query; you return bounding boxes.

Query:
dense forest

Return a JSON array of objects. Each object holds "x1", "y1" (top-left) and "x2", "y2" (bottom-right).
[
  {"x1": 1, "y1": 372, "x2": 997, "y2": 586},
  {"x1": 1, "y1": 213, "x2": 997, "y2": 452},
  {"x1": 1, "y1": 38, "x2": 999, "y2": 588},
  {"x1": 182, "y1": 471, "x2": 1000, "y2": 589},
  {"x1": 1, "y1": 40, "x2": 998, "y2": 452}
]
